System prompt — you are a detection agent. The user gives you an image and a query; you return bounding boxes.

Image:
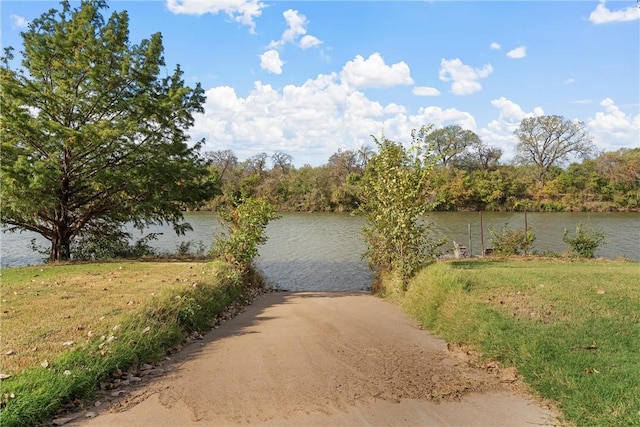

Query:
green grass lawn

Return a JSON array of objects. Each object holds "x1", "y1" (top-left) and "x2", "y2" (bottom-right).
[
  {"x1": 400, "y1": 259, "x2": 640, "y2": 426},
  {"x1": 0, "y1": 260, "x2": 251, "y2": 426}
]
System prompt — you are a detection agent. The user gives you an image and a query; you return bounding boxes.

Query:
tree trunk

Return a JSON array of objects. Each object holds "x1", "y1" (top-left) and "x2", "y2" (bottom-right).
[
  {"x1": 50, "y1": 147, "x2": 73, "y2": 262},
  {"x1": 50, "y1": 225, "x2": 71, "y2": 261}
]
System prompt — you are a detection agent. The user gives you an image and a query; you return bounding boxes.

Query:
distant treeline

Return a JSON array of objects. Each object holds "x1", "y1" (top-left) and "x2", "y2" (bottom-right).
[{"x1": 199, "y1": 145, "x2": 639, "y2": 213}]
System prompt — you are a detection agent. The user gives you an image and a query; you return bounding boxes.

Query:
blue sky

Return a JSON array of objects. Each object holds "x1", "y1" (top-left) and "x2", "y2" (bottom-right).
[{"x1": 2, "y1": 1, "x2": 639, "y2": 166}]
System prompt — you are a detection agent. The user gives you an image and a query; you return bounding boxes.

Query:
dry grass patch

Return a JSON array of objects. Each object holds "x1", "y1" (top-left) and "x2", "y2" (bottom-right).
[
  {"x1": 0, "y1": 260, "x2": 251, "y2": 426},
  {"x1": 1, "y1": 261, "x2": 210, "y2": 375}
]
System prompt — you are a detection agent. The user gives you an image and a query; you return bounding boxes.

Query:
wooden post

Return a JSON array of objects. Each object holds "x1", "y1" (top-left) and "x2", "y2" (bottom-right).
[
  {"x1": 524, "y1": 209, "x2": 529, "y2": 256},
  {"x1": 479, "y1": 211, "x2": 485, "y2": 257},
  {"x1": 468, "y1": 223, "x2": 472, "y2": 258}
]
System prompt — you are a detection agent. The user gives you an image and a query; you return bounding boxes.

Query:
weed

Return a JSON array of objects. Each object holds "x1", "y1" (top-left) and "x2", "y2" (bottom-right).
[
  {"x1": 563, "y1": 223, "x2": 606, "y2": 258},
  {"x1": 489, "y1": 225, "x2": 535, "y2": 256}
]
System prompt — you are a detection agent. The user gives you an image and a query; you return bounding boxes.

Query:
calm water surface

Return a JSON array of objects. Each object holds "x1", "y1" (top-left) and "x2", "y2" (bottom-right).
[{"x1": 2, "y1": 212, "x2": 638, "y2": 291}]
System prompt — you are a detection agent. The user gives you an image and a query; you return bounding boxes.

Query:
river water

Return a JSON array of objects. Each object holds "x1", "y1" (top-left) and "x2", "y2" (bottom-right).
[{"x1": 2, "y1": 212, "x2": 638, "y2": 291}]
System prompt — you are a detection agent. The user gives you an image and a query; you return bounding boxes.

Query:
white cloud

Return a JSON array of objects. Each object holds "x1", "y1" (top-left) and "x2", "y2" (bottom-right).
[
  {"x1": 166, "y1": 0, "x2": 265, "y2": 33},
  {"x1": 589, "y1": 0, "x2": 640, "y2": 24},
  {"x1": 478, "y1": 97, "x2": 544, "y2": 160},
  {"x1": 300, "y1": 35, "x2": 322, "y2": 50},
  {"x1": 411, "y1": 107, "x2": 477, "y2": 132},
  {"x1": 412, "y1": 86, "x2": 441, "y2": 97},
  {"x1": 268, "y1": 9, "x2": 323, "y2": 50},
  {"x1": 438, "y1": 58, "x2": 493, "y2": 96},
  {"x1": 588, "y1": 98, "x2": 640, "y2": 149},
  {"x1": 189, "y1": 56, "x2": 475, "y2": 166},
  {"x1": 190, "y1": 70, "x2": 638, "y2": 167},
  {"x1": 341, "y1": 53, "x2": 413, "y2": 89},
  {"x1": 201, "y1": 86, "x2": 245, "y2": 112},
  {"x1": 192, "y1": 75, "x2": 396, "y2": 164},
  {"x1": 506, "y1": 46, "x2": 527, "y2": 59},
  {"x1": 564, "y1": 78, "x2": 576, "y2": 85},
  {"x1": 281, "y1": 9, "x2": 307, "y2": 44},
  {"x1": 259, "y1": 50, "x2": 284, "y2": 74},
  {"x1": 10, "y1": 14, "x2": 29, "y2": 29},
  {"x1": 490, "y1": 42, "x2": 501, "y2": 50}
]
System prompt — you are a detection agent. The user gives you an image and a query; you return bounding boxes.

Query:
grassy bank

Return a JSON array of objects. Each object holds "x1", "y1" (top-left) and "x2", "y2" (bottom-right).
[
  {"x1": 0, "y1": 260, "x2": 259, "y2": 426},
  {"x1": 389, "y1": 259, "x2": 639, "y2": 426}
]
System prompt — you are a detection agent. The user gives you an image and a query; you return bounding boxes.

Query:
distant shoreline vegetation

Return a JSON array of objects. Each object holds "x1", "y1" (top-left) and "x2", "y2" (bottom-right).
[{"x1": 200, "y1": 147, "x2": 639, "y2": 214}]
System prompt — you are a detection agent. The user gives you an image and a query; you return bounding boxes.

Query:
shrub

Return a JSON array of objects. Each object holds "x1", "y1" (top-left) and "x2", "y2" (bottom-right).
[
  {"x1": 357, "y1": 130, "x2": 445, "y2": 288},
  {"x1": 212, "y1": 197, "x2": 280, "y2": 272},
  {"x1": 489, "y1": 225, "x2": 535, "y2": 256},
  {"x1": 71, "y1": 231, "x2": 159, "y2": 260},
  {"x1": 174, "y1": 240, "x2": 207, "y2": 257},
  {"x1": 563, "y1": 223, "x2": 606, "y2": 258}
]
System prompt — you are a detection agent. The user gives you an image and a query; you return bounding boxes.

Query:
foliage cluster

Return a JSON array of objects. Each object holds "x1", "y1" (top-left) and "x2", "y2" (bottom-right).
[
  {"x1": 203, "y1": 146, "x2": 640, "y2": 215},
  {"x1": 563, "y1": 223, "x2": 606, "y2": 258},
  {"x1": 489, "y1": 225, "x2": 536, "y2": 256},
  {"x1": 514, "y1": 115, "x2": 594, "y2": 187},
  {"x1": 70, "y1": 231, "x2": 159, "y2": 260},
  {"x1": 211, "y1": 197, "x2": 280, "y2": 272},
  {"x1": 0, "y1": 261, "x2": 251, "y2": 426},
  {"x1": 356, "y1": 130, "x2": 445, "y2": 287},
  {"x1": 1, "y1": 0, "x2": 218, "y2": 262},
  {"x1": 398, "y1": 260, "x2": 640, "y2": 426}
]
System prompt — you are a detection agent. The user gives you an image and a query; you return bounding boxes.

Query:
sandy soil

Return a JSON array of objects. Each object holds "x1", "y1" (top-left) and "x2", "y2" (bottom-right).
[{"x1": 71, "y1": 291, "x2": 558, "y2": 426}]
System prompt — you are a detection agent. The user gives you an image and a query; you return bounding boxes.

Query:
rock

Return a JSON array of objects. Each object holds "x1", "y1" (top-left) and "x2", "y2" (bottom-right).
[
  {"x1": 0, "y1": 373, "x2": 11, "y2": 380},
  {"x1": 5, "y1": 350, "x2": 15, "y2": 356},
  {"x1": 85, "y1": 411, "x2": 98, "y2": 418},
  {"x1": 500, "y1": 367, "x2": 518, "y2": 383}
]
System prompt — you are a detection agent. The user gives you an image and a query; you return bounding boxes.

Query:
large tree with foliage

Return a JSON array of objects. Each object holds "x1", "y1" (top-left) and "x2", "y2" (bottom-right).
[
  {"x1": 1, "y1": 0, "x2": 217, "y2": 261},
  {"x1": 514, "y1": 115, "x2": 595, "y2": 187},
  {"x1": 206, "y1": 149, "x2": 238, "y2": 180},
  {"x1": 423, "y1": 124, "x2": 481, "y2": 167},
  {"x1": 455, "y1": 139, "x2": 502, "y2": 171}
]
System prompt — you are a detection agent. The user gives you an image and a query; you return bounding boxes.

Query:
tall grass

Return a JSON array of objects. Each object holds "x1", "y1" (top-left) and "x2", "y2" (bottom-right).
[
  {"x1": 0, "y1": 260, "x2": 253, "y2": 426},
  {"x1": 399, "y1": 260, "x2": 640, "y2": 426}
]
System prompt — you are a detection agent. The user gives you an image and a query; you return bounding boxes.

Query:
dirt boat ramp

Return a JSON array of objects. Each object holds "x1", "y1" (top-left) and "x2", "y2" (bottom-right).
[{"x1": 73, "y1": 291, "x2": 557, "y2": 426}]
